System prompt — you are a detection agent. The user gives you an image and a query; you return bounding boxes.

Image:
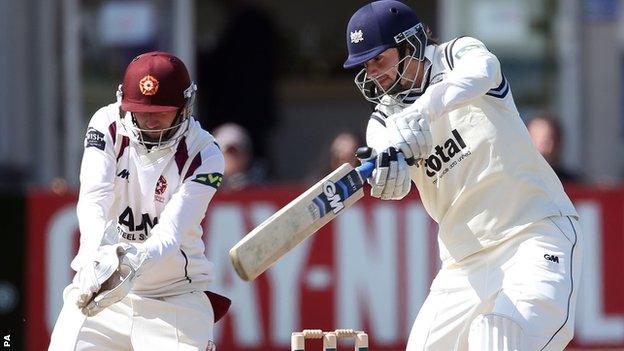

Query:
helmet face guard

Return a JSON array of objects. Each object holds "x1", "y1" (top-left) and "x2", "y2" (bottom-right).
[
  {"x1": 117, "y1": 82, "x2": 197, "y2": 150},
  {"x1": 353, "y1": 24, "x2": 429, "y2": 105},
  {"x1": 116, "y1": 51, "x2": 197, "y2": 151}
]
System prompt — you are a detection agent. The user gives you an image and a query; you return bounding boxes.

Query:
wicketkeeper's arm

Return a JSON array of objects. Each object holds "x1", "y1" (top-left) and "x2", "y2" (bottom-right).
[{"x1": 73, "y1": 111, "x2": 117, "y2": 272}]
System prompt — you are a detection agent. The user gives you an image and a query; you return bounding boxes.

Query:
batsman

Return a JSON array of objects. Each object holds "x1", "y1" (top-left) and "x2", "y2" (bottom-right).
[{"x1": 344, "y1": 1, "x2": 581, "y2": 350}]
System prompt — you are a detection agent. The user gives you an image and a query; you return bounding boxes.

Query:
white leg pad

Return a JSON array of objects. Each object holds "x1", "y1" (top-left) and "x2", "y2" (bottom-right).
[{"x1": 468, "y1": 314, "x2": 525, "y2": 351}]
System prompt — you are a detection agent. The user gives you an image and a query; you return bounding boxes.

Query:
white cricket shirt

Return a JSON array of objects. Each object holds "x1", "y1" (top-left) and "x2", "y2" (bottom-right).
[
  {"x1": 366, "y1": 37, "x2": 578, "y2": 264},
  {"x1": 73, "y1": 102, "x2": 224, "y2": 296}
]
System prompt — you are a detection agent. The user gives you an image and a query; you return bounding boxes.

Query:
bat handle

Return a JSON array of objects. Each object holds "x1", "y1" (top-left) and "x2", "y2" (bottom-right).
[
  {"x1": 354, "y1": 146, "x2": 375, "y2": 180},
  {"x1": 356, "y1": 160, "x2": 375, "y2": 180},
  {"x1": 355, "y1": 145, "x2": 420, "y2": 180}
]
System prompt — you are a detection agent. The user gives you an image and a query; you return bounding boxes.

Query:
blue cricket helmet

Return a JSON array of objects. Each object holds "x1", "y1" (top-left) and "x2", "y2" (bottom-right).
[{"x1": 344, "y1": 0, "x2": 422, "y2": 68}]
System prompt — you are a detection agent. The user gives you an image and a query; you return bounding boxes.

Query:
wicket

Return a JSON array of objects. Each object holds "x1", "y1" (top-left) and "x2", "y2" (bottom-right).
[{"x1": 291, "y1": 329, "x2": 368, "y2": 351}]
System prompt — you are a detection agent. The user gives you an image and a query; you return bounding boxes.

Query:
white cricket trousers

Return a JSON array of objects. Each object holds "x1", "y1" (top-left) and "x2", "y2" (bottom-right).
[
  {"x1": 48, "y1": 288, "x2": 215, "y2": 350},
  {"x1": 407, "y1": 216, "x2": 582, "y2": 351}
]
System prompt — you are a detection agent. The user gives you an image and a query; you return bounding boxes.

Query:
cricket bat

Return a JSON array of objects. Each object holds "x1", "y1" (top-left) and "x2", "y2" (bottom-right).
[{"x1": 229, "y1": 152, "x2": 375, "y2": 281}]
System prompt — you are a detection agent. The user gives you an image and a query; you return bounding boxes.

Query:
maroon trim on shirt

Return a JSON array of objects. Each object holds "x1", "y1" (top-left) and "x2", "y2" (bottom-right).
[
  {"x1": 117, "y1": 136, "x2": 129, "y2": 161},
  {"x1": 108, "y1": 121, "x2": 117, "y2": 144},
  {"x1": 184, "y1": 154, "x2": 202, "y2": 180},
  {"x1": 174, "y1": 136, "x2": 189, "y2": 175}
]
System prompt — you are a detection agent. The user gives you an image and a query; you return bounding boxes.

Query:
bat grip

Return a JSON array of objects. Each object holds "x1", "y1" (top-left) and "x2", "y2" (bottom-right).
[{"x1": 356, "y1": 160, "x2": 375, "y2": 180}]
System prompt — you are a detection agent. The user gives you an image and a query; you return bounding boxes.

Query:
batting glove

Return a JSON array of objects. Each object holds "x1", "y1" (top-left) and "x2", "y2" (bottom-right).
[
  {"x1": 358, "y1": 147, "x2": 411, "y2": 200},
  {"x1": 386, "y1": 108, "x2": 433, "y2": 165}
]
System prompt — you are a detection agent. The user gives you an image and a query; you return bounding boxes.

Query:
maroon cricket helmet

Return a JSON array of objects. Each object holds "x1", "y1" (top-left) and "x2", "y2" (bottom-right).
[{"x1": 121, "y1": 51, "x2": 191, "y2": 113}]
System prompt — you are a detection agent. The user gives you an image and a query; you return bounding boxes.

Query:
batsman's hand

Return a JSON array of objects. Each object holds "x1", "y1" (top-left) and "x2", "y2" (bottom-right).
[
  {"x1": 357, "y1": 147, "x2": 411, "y2": 200},
  {"x1": 386, "y1": 107, "x2": 432, "y2": 165},
  {"x1": 76, "y1": 244, "x2": 136, "y2": 316}
]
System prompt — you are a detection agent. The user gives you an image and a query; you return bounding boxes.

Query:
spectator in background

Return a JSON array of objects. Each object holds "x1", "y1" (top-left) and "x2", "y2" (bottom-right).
[
  {"x1": 50, "y1": 177, "x2": 69, "y2": 196},
  {"x1": 307, "y1": 132, "x2": 363, "y2": 183},
  {"x1": 197, "y1": 0, "x2": 278, "y2": 163},
  {"x1": 329, "y1": 132, "x2": 361, "y2": 169},
  {"x1": 527, "y1": 112, "x2": 581, "y2": 183},
  {"x1": 213, "y1": 123, "x2": 266, "y2": 190}
]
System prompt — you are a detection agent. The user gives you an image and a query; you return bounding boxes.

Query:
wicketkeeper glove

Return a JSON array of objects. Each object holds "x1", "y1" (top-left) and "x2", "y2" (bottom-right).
[{"x1": 75, "y1": 244, "x2": 140, "y2": 316}]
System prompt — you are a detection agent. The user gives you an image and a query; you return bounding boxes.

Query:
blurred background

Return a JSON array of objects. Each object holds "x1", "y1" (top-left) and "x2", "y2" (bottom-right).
[{"x1": 1, "y1": 0, "x2": 624, "y2": 350}]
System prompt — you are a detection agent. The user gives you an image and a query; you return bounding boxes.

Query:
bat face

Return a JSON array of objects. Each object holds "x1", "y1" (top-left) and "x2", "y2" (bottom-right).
[{"x1": 229, "y1": 161, "x2": 374, "y2": 281}]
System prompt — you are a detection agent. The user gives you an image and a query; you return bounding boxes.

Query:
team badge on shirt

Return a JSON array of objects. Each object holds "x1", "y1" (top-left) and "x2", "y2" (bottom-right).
[
  {"x1": 85, "y1": 127, "x2": 105, "y2": 150},
  {"x1": 139, "y1": 75, "x2": 159, "y2": 96},
  {"x1": 192, "y1": 173, "x2": 223, "y2": 189},
  {"x1": 154, "y1": 175, "x2": 167, "y2": 202}
]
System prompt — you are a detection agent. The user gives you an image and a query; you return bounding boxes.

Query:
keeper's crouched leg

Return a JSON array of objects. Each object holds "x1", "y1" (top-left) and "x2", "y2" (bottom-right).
[{"x1": 468, "y1": 314, "x2": 525, "y2": 351}]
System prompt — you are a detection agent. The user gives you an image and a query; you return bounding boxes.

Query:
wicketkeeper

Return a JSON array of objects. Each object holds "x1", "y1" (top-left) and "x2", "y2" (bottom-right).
[{"x1": 49, "y1": 52, "x2": 230, "y2": 350}]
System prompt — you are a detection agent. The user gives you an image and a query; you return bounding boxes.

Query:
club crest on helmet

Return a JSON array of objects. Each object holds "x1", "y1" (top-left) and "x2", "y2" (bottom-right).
[
  {"x1": 350, "y1": 30, "x2": 364, "y2": 43},
  {"x1": 139, "y1": 75, "x2": 159, "y2": 96}
]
